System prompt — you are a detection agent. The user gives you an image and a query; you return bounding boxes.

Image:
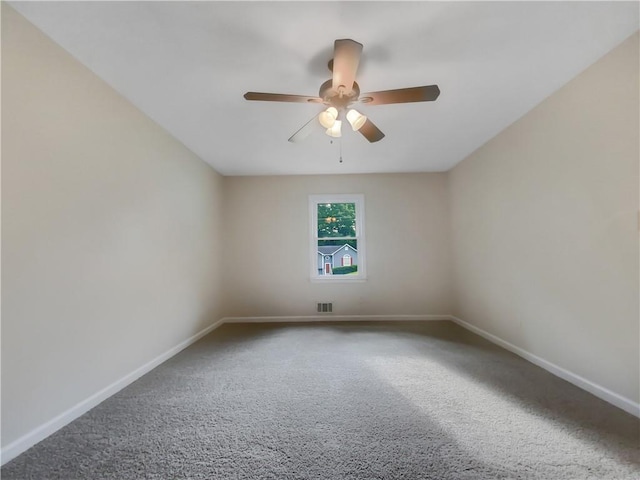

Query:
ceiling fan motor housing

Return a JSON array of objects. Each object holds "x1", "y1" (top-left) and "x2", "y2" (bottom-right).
[{"x1": 319, "y1": 79, "x2": 360, "y2": 110}]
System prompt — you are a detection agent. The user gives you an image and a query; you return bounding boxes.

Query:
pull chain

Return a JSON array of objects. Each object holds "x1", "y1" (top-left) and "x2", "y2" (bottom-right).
[{"x1": 329, "y1": 130, "x2": 343, "y2": 163}]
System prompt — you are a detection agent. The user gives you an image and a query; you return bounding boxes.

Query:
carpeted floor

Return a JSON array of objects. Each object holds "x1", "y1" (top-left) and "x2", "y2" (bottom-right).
[{"x1": 2, "y1": 320, "x2": 639, "y2": 479}]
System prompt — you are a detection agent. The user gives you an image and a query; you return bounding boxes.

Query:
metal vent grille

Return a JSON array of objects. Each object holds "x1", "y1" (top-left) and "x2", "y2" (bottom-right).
[{"x1": 317, "y1": 302, "x2": 333, "y2": 313}]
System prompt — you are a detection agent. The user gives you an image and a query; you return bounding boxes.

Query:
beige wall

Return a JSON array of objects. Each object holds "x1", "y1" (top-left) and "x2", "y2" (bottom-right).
[
  {"x1": 223, "y1": 173, "x2": 452, "y2": 317},
  {"x1": 1, "y1": 4, "x2": 224, "y2": 447},
  {"x1": 448, "y1": 33, "x2": 639, "y2": 403},
  {"x1": 3, "y1": 0, "x2": 638, "y2": 458}
]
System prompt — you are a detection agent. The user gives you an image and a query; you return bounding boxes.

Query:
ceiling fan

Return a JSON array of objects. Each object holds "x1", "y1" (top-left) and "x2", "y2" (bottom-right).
[{"x1": 243, "y1": 39, "x2": 441, "y2": 143}]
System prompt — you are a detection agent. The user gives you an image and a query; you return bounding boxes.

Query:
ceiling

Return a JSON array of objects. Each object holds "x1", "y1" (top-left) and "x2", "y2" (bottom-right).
[{"x1": 9, "y1": 1, "x2": 639, "y2": 176}]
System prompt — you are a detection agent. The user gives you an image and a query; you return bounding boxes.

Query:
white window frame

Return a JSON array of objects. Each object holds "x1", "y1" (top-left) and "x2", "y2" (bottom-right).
[{"x1": 309, "y1": 194, "x2": 366, "y2": 282}]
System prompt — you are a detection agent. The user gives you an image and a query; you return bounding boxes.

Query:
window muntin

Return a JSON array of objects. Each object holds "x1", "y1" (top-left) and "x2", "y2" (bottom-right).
[{"x1": 310, "y1": 194, "x2": 365, "y2": 281}]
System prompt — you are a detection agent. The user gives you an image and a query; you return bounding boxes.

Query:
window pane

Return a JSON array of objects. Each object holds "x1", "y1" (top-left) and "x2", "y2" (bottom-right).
[
  {"x1": 316, "y1": 239, "x2": 358, "y2": 276},
  {"x1": 317, "y1": 203, "x2": 356, "y2": 238},
  {"x1": 310, "y1": 194, "x2": 365, "y2": 280}
]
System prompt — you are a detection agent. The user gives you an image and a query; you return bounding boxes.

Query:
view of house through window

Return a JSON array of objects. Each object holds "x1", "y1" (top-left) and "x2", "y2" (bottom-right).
[{"x1": 310, "y1": 195, "x2": 365, "y2": 279}]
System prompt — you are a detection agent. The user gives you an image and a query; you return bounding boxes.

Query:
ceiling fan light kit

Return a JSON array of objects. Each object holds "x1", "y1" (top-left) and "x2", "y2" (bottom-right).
[
  {"x1": 244, "y1": 38, "x2": 440, "y2": 144},
  {"x1": 346, "y1": 109, "x2": 367, "y2": 131},
  {"x1": 326, "y1": 120, "x2": 342, "y2": 138},
  {"x1": 318, "y1": 107, "x2": 338, "y2": 129}
]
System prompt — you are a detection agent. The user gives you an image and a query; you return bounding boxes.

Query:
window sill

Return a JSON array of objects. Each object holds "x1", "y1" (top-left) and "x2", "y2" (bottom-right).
[{"x1": 310, "y1": 276, "x2": 367, "y2": 283}]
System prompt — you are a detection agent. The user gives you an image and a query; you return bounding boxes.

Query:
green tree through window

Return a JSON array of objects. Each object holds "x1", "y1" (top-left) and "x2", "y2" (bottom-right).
[{"x1": 317, "y1": 203, "x2": 357, "y2": 248}]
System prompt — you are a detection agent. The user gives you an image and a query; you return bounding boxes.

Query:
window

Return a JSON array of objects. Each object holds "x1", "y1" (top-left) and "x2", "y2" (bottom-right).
[{"x1": 309, "y1": 194, "x2": 366, "y2": 281}]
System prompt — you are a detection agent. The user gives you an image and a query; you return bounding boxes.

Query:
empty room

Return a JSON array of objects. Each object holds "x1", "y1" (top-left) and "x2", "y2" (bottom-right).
[{"x1": 1, "y1": 1, "x2": 638, "y2": 479}]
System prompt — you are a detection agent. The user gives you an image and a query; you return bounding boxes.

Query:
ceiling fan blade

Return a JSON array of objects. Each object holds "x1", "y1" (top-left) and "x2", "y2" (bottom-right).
[
  {"x1": 359, "y1": 118, "x2": 385, "y2": 143},
  {"x1": 244, "y1": 92, "x2": 323, "y2": 103},
  {"x1": 332, "y1": 39, "x2": 363, "y2": 94},
  {"x1": 288, "y1": 115, "x2": 319, "y2": 143},
  {"x1": 360, "y1": 85, "x2": 440, "y2": 106}
]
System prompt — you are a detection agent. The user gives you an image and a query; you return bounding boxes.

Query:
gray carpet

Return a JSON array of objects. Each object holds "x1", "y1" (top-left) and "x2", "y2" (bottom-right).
[{"x1": 2, "y1": 321, "x2": 638, "y2": 479}]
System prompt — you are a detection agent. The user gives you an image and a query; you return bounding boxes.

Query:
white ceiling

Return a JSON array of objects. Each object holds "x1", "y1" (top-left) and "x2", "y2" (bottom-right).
[{"x1": 9, "y1": 1, "x2": 639, "y2": 176}]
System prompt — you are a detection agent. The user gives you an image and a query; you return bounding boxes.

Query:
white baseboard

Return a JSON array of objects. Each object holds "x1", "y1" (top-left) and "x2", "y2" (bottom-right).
[
  {"x1": 222, "y1": 314, "x2": 451, "y2": 323},
  {"x1": 449, "y1": 315, "x2": 640, "y2": 418},
  {"x1": 0, "y1": 318, "x2": 226, "y2": 466},
  {"x1": 5, "y1": 313, "x2": 637, "y2": 466},
  {"x1": 1, "y1": 314, "x2": 443, "y2": 465}
]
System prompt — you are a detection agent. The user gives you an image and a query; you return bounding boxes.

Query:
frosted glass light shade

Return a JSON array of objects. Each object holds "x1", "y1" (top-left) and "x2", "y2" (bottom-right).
[
  {"x1": 346, "y1": 109, "x2": 367, "y2": 131},
  {"x1": 326, "y1": 120, "x2": 342, "y2": 138},
  {"x1": 318, "y1": 107, "x2": 338, "y2": 129}
]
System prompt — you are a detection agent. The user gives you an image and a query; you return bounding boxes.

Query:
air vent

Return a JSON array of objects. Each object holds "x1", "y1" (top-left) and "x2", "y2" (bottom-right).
[{"x1": 317, "y1": 302, "x2": 333, "y2": 313}]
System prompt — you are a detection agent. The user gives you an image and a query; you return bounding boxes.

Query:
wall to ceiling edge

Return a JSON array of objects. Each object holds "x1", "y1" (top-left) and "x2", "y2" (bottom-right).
[
  {"x1": 221, "y1": 30, "x2": 640, "y2": 415},
  {"x1": 1, "y1": 4, "x2": 225, "y2": 453},
  {"x1": 2, "y1": 0, "x2": 638, "y2": 465},
  {"x1": 1, "y1": 3, "x2": 454, "y2": 460},
  {"x1": 222, "y1": 173, "x2": 452, "y2": 318},
  {"x1": 448, "y1": 32, "x2": 640, "y2": 405}
]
